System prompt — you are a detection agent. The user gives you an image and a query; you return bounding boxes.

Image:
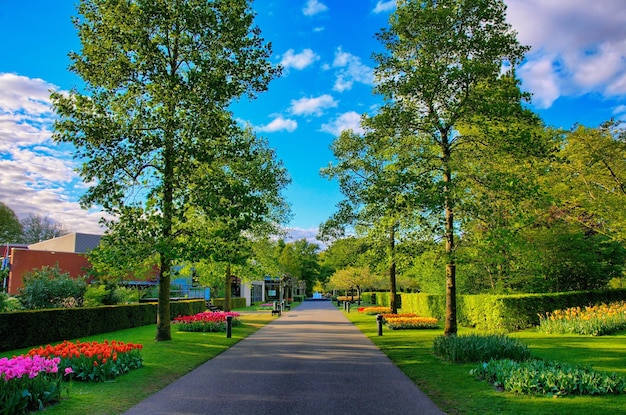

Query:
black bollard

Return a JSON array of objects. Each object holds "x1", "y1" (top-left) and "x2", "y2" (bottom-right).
[
  {"x1": 226, "y1": 315, "x2": 233, "y2": 338},
  {"x1": 376, "y1": 314, "x2": 383, "y2": 336},
  {"x1": 346, "y1": 301, "x2": 350, "y2": 313}
]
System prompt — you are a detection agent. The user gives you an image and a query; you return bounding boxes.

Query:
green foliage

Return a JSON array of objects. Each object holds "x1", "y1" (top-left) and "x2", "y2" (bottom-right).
[
  {"x1": 433, "y1": 334, "x2": 530, "y2": 363},
  {"x1": 471, "y1": 359, "x2": 626, "y2": 396},
  {"x1": 84, "y1": 284, "x2": 139, "y2": 307},
  {"x1": 18, "y1": 265, "x2": 87, "y2": 310},
  {"x1": 212, "y1": 297, "x2": 246, "y2": 310},
  {"x1": 0, "y1": 201, "x2": 23, "y2": 243}
]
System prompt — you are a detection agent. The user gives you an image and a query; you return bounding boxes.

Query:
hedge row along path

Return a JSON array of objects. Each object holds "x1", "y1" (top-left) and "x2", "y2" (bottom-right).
[{"x1": 123, "y1": 300, "x2": 444, "y2": 415}]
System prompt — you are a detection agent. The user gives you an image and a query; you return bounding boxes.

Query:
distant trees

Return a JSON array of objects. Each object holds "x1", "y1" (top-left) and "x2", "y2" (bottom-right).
[
  {"x1": 0, "y1": 203, "x2": 70, "y2": 245},
  {"x1": 20, "y1": 214, "x2": 70, "y2": 244}
]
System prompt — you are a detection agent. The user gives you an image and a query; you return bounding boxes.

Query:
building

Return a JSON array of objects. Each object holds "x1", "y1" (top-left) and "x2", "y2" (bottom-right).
[{"x1": 4, "y1": 233, "x2": 101, "y2": 295}]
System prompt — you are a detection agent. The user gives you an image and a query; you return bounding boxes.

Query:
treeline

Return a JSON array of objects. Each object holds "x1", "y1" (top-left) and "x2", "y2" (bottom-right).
[{"x1": 0, "y1": 202, "x2": 70, "y2": 244}]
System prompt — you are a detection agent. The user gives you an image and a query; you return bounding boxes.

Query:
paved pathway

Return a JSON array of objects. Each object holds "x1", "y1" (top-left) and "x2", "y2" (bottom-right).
[{"x1": 123, "y1": 301, "x2": 445, "y2": 415}]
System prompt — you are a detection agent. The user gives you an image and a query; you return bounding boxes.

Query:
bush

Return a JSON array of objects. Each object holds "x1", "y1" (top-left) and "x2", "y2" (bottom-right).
[
  {"x1": 433, "y1": 334, "x2": 531, "y2": 363},
  {"x1": 84, "y1": 284, "x2": 139, "y2": 307},
  {"x1": 18, "y1": 265, "x2": 87, "y2": 309},
  {"x1": 471, "y1": 359, "x2": 626, "y2": 396}
]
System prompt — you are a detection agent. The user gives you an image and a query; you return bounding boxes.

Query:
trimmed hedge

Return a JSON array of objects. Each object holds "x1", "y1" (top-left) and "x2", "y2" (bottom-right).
[
  {"x1": 363, "y1": 289, "x2": 626, "y2": 332},
  {"x1": 212, "y1": 297, "x2": 246, "y2": 310},
  {"x1": 0, "y1": 299, "x2": 205, "y2": 352}
]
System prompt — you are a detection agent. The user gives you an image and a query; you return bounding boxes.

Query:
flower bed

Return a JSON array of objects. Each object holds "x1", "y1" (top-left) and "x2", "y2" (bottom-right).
[
  {"x1": 1, "y1": 339, "x2": 143, "y2": 413},
  {"x1": 28, "y1": 339, "x2": 143, "y2": 382},
  {"x1": 357, "y1": 306, "x2": 391, "y2": 315},
  {"x1": 538, "y1": 301, "x2": 626, "y2": 336},
  {"x1": 172, "y1": 311, "x2": 241, "y2": 332},
  {"x1": 0, "y1": 355, "x2": 61, "y2": 413},
  {"x1": 385, "y1": 316, "x2": 439, "y2": 330}
]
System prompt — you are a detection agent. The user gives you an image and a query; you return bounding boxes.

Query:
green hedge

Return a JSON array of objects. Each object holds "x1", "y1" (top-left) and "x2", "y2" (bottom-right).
[
  {"x1": 0, "y1": 300, "x2": 205, "y2": 352},
  {"x1": 212, "y1": 297, "x2": 246, "y2": 310},
  {"x1": 362, "y1": 289, "x2": 626, "y2": 332}
]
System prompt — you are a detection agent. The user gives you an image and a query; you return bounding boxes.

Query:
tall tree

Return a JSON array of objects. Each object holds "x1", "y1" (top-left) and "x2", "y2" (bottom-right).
[
  {"x1": 20, "y1": 214, "x2": 70, "y2": 244},
  {"x1": 320, "y1": 115, "x2": 430, "y2": 314},
  {"x1": 0, "y1": 202, "x2": 23, "y2": 244},
  {"x1": 52, "y1": 0, "x2": 280, "y2": 340},
  {"x1": 551, "y1": 121, "x2": 626, "y2": 242},
  {"x1": 373, "y1": 0, "x2": 530, "y2": 334}
]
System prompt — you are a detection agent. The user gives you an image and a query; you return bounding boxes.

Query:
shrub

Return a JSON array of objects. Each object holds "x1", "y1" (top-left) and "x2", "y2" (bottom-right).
[
  {"x1": 18, "y1": 264, "x2": 87, "y2": 309},
  {"x1": 471, "y1": 359, "x2": 626, "y2": 396},
  {"x1": 433, "y1": 334, "x2": 531, "y2": 363}
]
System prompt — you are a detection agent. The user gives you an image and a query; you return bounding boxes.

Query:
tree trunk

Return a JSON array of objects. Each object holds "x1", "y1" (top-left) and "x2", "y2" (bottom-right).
[
  {"x1": 224, "y1": 263, "x2": 232, "y2": 312},
  {"x1": 156, "y1": 128, "x2": 175, "y2": 341},
  {"x1": 389, "y1": 226, "x2": 398, "y2": 314},
  {"x1": 443, "y1": 142, "x2": 457, "y2": 336}
]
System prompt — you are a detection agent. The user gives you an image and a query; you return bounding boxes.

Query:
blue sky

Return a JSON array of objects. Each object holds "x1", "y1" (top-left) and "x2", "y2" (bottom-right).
[{"x1": 1, "y1": 0, "x2": 625, "y2": 246}]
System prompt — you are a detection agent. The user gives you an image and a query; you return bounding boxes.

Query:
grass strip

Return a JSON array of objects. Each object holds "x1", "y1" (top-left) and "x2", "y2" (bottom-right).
[
  {"x1": 1, "y1": 311, "x2": 273, "y2": 414},
  {"x1": 344, "y1": 308, "x2": 626, "y2": 415}
]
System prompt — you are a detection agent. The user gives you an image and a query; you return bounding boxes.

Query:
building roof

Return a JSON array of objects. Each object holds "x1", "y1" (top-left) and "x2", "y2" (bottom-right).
[{"x1": 28, "y1": 233, "x2": 102, "y2": 254}]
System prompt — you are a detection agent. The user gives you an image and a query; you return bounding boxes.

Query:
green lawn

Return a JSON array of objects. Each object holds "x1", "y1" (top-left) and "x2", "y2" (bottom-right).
[
  {"x1": 344, "y1": 309, "x2": 626, "y2": 415},
  {"x1": 4, "y1": 306, "x2": 626, "y2": 414},
  {"x1": 1, "y1": 311, "x2": 274, "y2": 415}
]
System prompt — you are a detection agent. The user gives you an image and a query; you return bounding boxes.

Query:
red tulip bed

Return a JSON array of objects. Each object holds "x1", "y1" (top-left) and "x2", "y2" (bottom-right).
[
  {"x1": 1, "y1": 339, "x2": 143, "y2": 414},
  {"x1": 172, "y1": 311, "x2": 241, "y2": 332},
  {"x1": 357, "y1": 306, "x2": 391, "y2": 315}
]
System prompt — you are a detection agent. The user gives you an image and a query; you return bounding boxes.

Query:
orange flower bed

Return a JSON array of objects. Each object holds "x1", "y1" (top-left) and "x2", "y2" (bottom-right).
[
  {"x1": 357, "y1": 306, "x2": 391, "y2": 315},
  {"x1": 28, "y1": 339, "x2": 143, "y2": 382},
  {"x1": 385, "y1": 316, "x2": 439, "y2": 330}
]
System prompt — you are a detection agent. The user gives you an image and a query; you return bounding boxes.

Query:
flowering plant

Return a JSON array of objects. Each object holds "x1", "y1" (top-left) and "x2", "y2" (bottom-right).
[
  {"x1": 538, "y1": 301, "x2": 626, "y2": 336},
  {"x1": 28, "y1": 339, "x2": 143, "y2": 382},
  {"x1": 172, "y1": 311, "x2": 241, "y2": 332},
  {"x1": 385, "y1": 315, "x2": 439, "y2": 330},
  {"x1": 0, "y1": 355, "x2": 62, "y2": 413},
  {"x1": 357, "y1": 306, "x2": 391, "y2": 315}
]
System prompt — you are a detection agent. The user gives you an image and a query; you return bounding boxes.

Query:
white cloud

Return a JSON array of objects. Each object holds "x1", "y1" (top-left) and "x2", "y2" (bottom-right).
[
  {"x1": 284, "y1": 227, "x2": 325, "y2": 249},
  {"x1": 255, "y1": 115, "x2": 298, "y2": 133},
  {"x1": 331, "y1": 47, "x2": 374, "y2": 92},
  {"x1": 279, "y1": 48, "x2": 320, "y2": 71},
  {"x1": 517, "y1": 59, "x2": 561, "y2": 109},
  {"x1": 321, "y1": 111, "x2": 364, "y2": 136},
  {"x1": 303, "y1": 0, "x2": 327, "y2": 16},
  {"x1": 505, "y1": 0, "x2": 626, "y2": 107},
  {"x1": 0, "y1": 72, "x2": 105, "y2": 235},
  {"x1": 290, "y1": 94, "x2": 338, "y2": 116},
  {"x1": 373, "y1": 1, "x2": 396, "y2": 14}
]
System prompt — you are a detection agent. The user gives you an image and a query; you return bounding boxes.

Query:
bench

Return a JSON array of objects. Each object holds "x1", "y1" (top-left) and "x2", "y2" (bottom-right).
[{"x1": 271, "y1": 309, "x2": 281, "y2": 316}]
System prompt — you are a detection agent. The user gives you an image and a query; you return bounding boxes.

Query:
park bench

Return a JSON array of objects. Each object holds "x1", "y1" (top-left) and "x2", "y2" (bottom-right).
[{"x1": 271, "y1": 308, "x2": 281, "y2": 316}]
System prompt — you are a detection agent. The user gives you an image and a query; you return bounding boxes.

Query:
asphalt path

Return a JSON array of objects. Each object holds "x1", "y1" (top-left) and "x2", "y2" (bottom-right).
[{"x1": 123, "y1": 300, "x2": 445, "y2": 415}]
